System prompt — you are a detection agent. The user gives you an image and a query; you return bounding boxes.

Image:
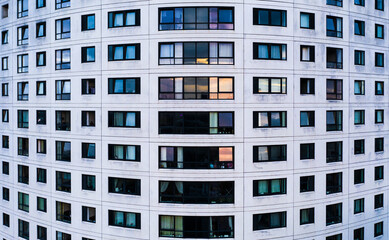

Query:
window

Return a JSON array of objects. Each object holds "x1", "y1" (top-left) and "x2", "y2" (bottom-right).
[
  {"x1": 82, "y1": 174, "x2": 95, "y2": 191},
  {"x1": 37, "y1": 197, "x2": 46, "y2": 212},
  {"x1": 327, "y1": 79, "x2": 343, "y2": 100},
  {"x1": 17, "y1": 82, "x2": 29, "y2": 100},
  {"x1": 17, "y1": 0, "x2": 28, "y2": 18},
  {"x1": 354, "y1": 110, "x2": 365, "y2": 125},
  {"x1": 253, "y1": 77, "x2": 286, "y2": 94},
  {"x1": 18, "y1": 219, "x2": 29, "y2": 240},
  {"x1": 326, "y1": 16, "x2": 342, "y2": 37},
  {"x1": 354, "y1": 20, "x2": 365, "y2": 36},
  {"x1": 300, "y1": 143, "x2": 314, "y2": 160},
  {"x1": 81, "y1": 46, "x2": 95, "y2": 63},
  {"x1": 253, "y1": 178, "x2": 286, "y2": 196},
  {"x1": 82, "y1": 14, "x2": 95, "y2": 31},
  {"x1": 2, "y1": 187, "x2": 9, "y2": 201},
  {"x1": 81, "y1": 111, "x2": 95, "y2": 127},
  {"x1": 159, "y1": 146, "x2": 234, "y2": 169},
  {"x1": 354, "y1": 169, "x2": 364, "y2": 184},
  {"x1": 327, "y1": 47, "x2": 342, "y2": 69},
  {"x1": 56, "y1": 141, "x2": 71, "y2": 161},
  {"x1": 1, "y1": 4, "x2": 8, "y2": 18},
  {"x1": 82, "y1": 143, "x2": 95, "y2": 159},
  {"x1": 2, "y1": 161, "x2": 9, "y2": 175},
  {"x1": 108, "y1": 177, "x2": 141, "y2": 195},
  {"x1": 108, "y1": 78, "x2": 140, "y2": 94},
  {"x1": 2, "y1": 30, "x2": 8, "y2": 44},
  {"x1": 18, "y1": 192, "x2": 29, "y2": 212},
  {"x1": 82, "y1": 79, "x2": 95, "y2": 95},
  {"x1": 300, "y1": 208, "x2": 314, "y2": 225},
  {"x1": 36, "y1": 22, "x2": 46, "y2": 37},
  {"x1": 326, "y1": 172, "x2": 342, "y2": 194},
  {"x1": 37, "y1": 139, "x2": 46, "y2": 154},
  {"x1": 37, "y1": 168, "x2": 47, "y2": 183},
  {"x1": 327, "y1": 234, "x2": 342, "y2": 240},
  {"x1": 253, "y1": 8, "x2": 286, "y2": 27},
  {"x1": 56, "y1": 0, "x2": 70, "y2": 9},
  {"x1": 36, "y1": 81, "x2": 46, "y2": 95},
  {"x1": 253, "y1": 111, "x2": 287, "y2": 128},
  {"x1": 18, "y1": 110, "x2": 29, "y2": 128},
  {"x1": 375, "y1": 81, "x2": 384, "y2": 95},
  {"x1": 375, "y1": 194, "x2": 384, "y2": 209},
  {"x1": 2, "y1": 135, "x2": 9, "y2": 148},
  {"x1": 354, "y1": 50, "x2": 365, "y2": 65},
  {"x1": 253, "y1": 43, "x2": 287, "y2": 60},
  {"x1": 327, "y1": 0, "x2": 342, "y2": 6},
  {"x1": 159, "y1": 42, "x2": 234, "y2": 64},
  {"x1": 326, "y1": 111, "x2": 342, "y2": 131},
  {"x1": 354, "y1": 80, "x2": 365, "y2": 95},
  {"x1": 2, "y1": 83, "x2": 8, "y2": 96},
  {"x1": 253, "y1": 145, "x2": 286, "y2": 162},
  {"x1": 37, "y1": 226, "x2": 47, "y2": 240},
  {"x1": 36, "y1": 52, "x2": 46, "y2": 66},
  {"x1": 376, "y1": 24, "x2": 384, "y2": 39},
  {"x1": 354, "y1": 140, "x2": 365, "y2": 154},
  {"x1": 326, "y1": 141, "x2": 342, "y2": 163},
  {"x1": 56, "y1": 231, "x2": 71, "y2": 240},
  {"x1": 109, "y1": 9, "x2": 140, "y2": 28},
  {"x1": 355, "y1": 0, "x2": 365, "y2": 6},
  {"x1": 82, "y1": 206, "x2": 96, "y2": 223},
  {"x1": 37, "y1": 110, "x2": 46, "y2": 125},
  {"x1": 108, "y1": 144, "x2": 140, "y2": 161},
  {"x1": 108, "y1": 44, "x2": 140, "y2": 61},
  {"x1": 55, "y1": 49, "x2": 71, "y2": 70},
  {"x1": 300, "y1": 111, "x2": 314, "y2": 127},
  {"x1": 159, "y1": 112, "x2": 234, "y2": 134},
  {"x1": 160, "y1": 181, "x2": 234, "y2": 204},
  {"x1": 160, "y1": 77, "x2": 234, "y2": 99},
  {"x1": 18, "y1": 137, "x2": 29, "y2": 156},
  {"x1": 375, "y1": 138, "x2": 384, "y2": 152},
  {"x1": 326, "y1": 203, "x2": 342, "y2": 225},
  {"x1": 56, "y1": 201, "x2": 71, "y2": 223},
  {"x1": 376, "y1": 0, "x2": 384, "y2": 10},
  {"x1": 3, "y1": 213, "x2": 9, "y2": 227},
  {"x1": 375, "y1": 109, "x2": 384, "y2": 123},
  {"x1": 2, "y1": 109, "x2": 8, "y2": 122},
  {"x1": 56, "y1": 80, "x2": 71, "y2": 100},
  {"x1": 17, "y1": 26, "x2": 29, "y2": 46},
  {"x1": 301, "y1": 45, "x2": 315, "y2": 62},
  {"x1": 374, "y1": 222, "x2": 383, "y2": 237},
  {"x1": 56, "y1": 111, "x2": 71, "y2": 130},
  {"x1": 375, "y1": 166, "x2": 384, "y2": 180},
  {"x1": 56, "y1": 171, "x2": 71, "y2": 192},
  {"x1": 159, "y1": 215, "x2": 233, "y2": 238},
  {"x1": 253, "y1": 212, "x2": 286, "y2": 230},
  {"x1": 56, "y1": 18, "x2": 71, "y2": 40},
  {"x1": 108, "y1": 111, "x2": 140, "y2": 128},
  {"x1": 109, "y1": 210, "x2": 140, "y2": 229},
  {"x1": 17, "y1": 54, "x2": 29, "y2": 73},
  {"x1": 37, "y1": 0, "x2": 45, "y2": 8},
  {"x1": 300, "y1": 78, "x2": 314, "y2": 94},
  {"x1": 354, "y1": 198, "x2": 364, "y2": 214},
  {"x1": 18, "y1": 165, "x2": 29, "y2": 184},
  {"x1": 2, "y1": 57, "x2": 8, "y2": 70},
  {"x1": 375, "y1": 52, "x2": 384, "y2": 67},
  {"x1": 159, "y1": 7, "x2": 233, "y2": 30}
]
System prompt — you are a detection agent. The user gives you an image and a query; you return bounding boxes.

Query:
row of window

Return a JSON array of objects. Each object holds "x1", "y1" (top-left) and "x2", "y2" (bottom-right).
[{"x1": 328, "y1": 0, "x2": 384, "y2": 10}]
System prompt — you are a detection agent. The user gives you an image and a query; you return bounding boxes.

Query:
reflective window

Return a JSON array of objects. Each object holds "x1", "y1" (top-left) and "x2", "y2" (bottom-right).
[
  {"x1": 108, "y1": 9, "x2": 140, "y2": 28},
  {"x1": 108, "y1": 44, "x2": 140, "y2": 61},
  {"x1": 253, "y1": 145, "x2": 287, "y2": 162},
  {"x1": 253, "y1": 77, "x2": 286, "y2": 94},
  {"x1": 108, "y1": 78, "x2": 140, "y2": 94},
  {"x1": 253, "y1": 111, "x2": 287, "y2": 128},
  {"x1": 253, "y1": 8, "x2": 286, "y2": 27},
  {"x1": 254, "y1": 43, "x2": 287, "y2": 60}
]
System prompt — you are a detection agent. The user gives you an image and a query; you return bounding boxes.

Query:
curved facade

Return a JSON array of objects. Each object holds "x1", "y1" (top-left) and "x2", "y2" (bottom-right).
[{"x1": 0, "y1": 0, "x2": 389, "y2": 239}]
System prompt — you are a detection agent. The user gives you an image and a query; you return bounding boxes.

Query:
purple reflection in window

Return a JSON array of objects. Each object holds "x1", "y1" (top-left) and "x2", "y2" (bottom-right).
[{"x1": 218, "y1": 113, "x2": 233, "y2": 127}]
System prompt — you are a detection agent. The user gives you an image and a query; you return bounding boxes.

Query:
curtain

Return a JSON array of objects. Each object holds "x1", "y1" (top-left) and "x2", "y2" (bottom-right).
[
  {"x1": 126, "y1": 12, "x2": 135, "y2": 26},
  {"x1": 258, "y1": 78, "x2": 269, "y2": 92},
  {"x1": 126, "y1": 79, "x2": 135, "y2": 93},
  {"x1": 175, "y1": 217, "x2": 183, "y2": 236},
  {"x1": 271, "y1": 112, "x2": 281, "y2": 126},
  {"x1": 114, "y1": 211, "x2": 124, "y2": 225},
  {"x1": 160, "y1": 182, "x2": 169, "y2": 192},
  {"x1": 160, "y1": 44, "x2": 174, "y2": 58},
  {"x1": 354, "y1": 81, "x2": 361, "y2": 94},
  {"x1": 258, "y1": 45, "x2": 268, "y2": 58},
  {"x1": 175, "y1": 182, "x2": 184, "y2": 194},
  {"x1": 161, "y1": 216, "x2": 174, "y2": 230},
  {"x1": 177, "y1": 147, "x2": 183, "y2": 168},
  {"x1": 271, "y1": 179, "x2": 281, "y2": 193},
  {"x1": 258, "y1": 112, "x2": 268, "y2": 127},
  {"x1": 114, "y1": 112, "x2": 123, "y2": 126},
  {"x1": 258, "y1": 147, "x2": 268, "y2": 161},
  {"x1": 114, "y1": 13, "x2": 123, "y2": 26},
  {"x1": 377, "y1": 83, "x2": 383, "y2": 93},
  {"x1": 271, "y1": 45, "x2": 281, "y2": 59},
  {"x1": 126, "y1": 146, "x2": 135, "y2": 160},
  {"x1": 209, "y1": 112, "x2": 218, "y2": 127},
  {"x1": 218, "y1": 43, "x2": 232, "y2": 57},
  {"x1": 126, "y1": 213, "x2": 136, "y2": 227},
  {"x1": 271, "y1": 78, "x2": 281, "y2": 93},
  {"x1": 23, "y1": 83, "x2": 28, "y2": 95},
  {"x1": 23, "y1": 111, "x2": 28, "y2": 123},
  {"x1": 63, "y1": 81, "x2": 70, "y2": 94},
  {"x1": 301, "y1": 210, "x2": 309, "y2": 223},
  {"x1": 87, "y1": 144, "x2": 95, "y2": 157},
  {"x1": 114, "y1": 145, "x2": 124, "y2": 159},
  {"x1": 301, "y1": 14, "x2": 309, "y2": 28},
  {"x1": 114, "y1": 79, "x2": 123, "y2": 93},
  {"x1": 114, "y1": 46, "x2": 124, "y2": 60},
  {"x1": 302, "y1": 47, "x2": 309, "y2": 61},
  {"x1": 23, "y1": 28, "x2": 28, "y2": 39},
  {"x1": 126, "y1": 46, "x2": 135, "y2": 59},
  {"x1": 38, "y1": 25, "x2": 43, "y2": 36},
  {"x1": 355, "y1": 112, "x2": 360, "y2": 123},
  {"x1": 38, "y1": 54, "x2": 44, "y2": 65},
  {"x1": 301, "y1": 112, "x2": 309, "y2": 126},
  {"x1": 125, "y1": 112, "x2": 136, "y2": 126},
  {"x1": 258, "y1": 180, "x2": 268, "y2": 194},
  {"x1": 270, "y1": 213, "x2": 280, "y2": 227},
  {"x1": 160, "y1": 147, "x2": 167, "y2": 161}
]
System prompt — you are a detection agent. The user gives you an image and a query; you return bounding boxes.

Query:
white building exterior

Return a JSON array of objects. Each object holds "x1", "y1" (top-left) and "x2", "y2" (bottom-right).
[{"x1": 0, "y1": 0, "x2": 388, "y2": 239}]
